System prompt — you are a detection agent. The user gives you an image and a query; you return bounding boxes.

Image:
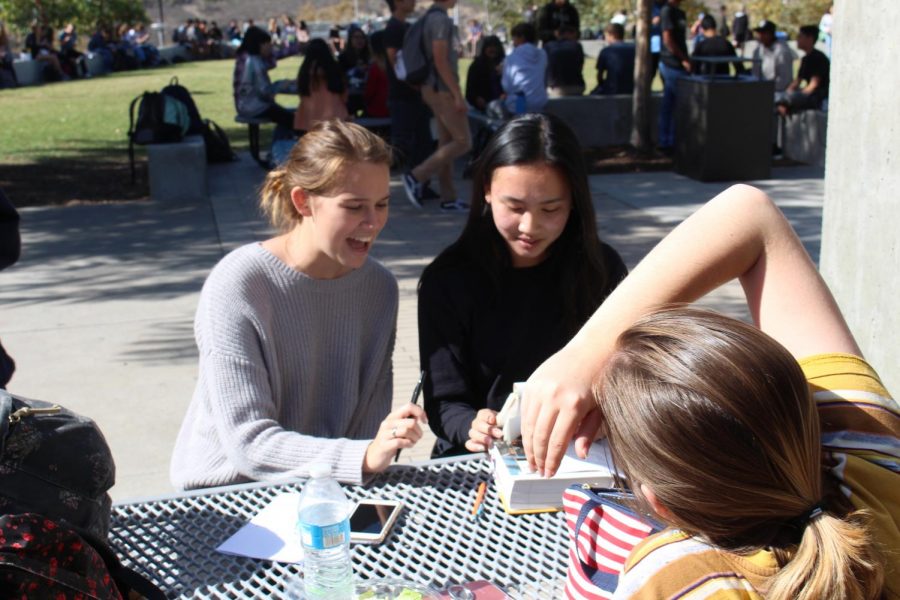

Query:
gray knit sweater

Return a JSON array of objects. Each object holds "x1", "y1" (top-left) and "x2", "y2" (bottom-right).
[{"x1": 170, "y1": 243, "x2": 398, "y2": 489}]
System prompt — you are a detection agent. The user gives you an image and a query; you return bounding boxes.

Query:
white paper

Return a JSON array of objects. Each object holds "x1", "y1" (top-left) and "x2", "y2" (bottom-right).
[
  {"x1": 555, "y1": 439, "x2": 615, "y2": 474},
  {"x1": 216, "y1": 492, "x2": 304, "y2": 563},
  {"x1": 507, "y1": 439, "x2": 615, "y2": 479}
]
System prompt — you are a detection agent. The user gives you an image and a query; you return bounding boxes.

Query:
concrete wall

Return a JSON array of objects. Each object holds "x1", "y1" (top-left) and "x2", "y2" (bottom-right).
[{"x1": 820, "y1": 0, "x2": 899, "y2": 395}]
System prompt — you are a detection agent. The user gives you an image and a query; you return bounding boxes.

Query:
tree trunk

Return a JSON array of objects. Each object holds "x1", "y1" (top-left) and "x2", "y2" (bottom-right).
[{"x1": 631, "y1": 0, "x2": 653, "y2": 155}]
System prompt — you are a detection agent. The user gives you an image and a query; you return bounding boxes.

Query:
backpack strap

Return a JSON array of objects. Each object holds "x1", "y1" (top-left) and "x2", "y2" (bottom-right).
[
  {"x1": 75, "y1": 521, "x2": 168, "y2": 600},
  {"x1": 422, "y1": 7, "x2": 442, "y2": 91},
  {"x1": 128, "y1": 94, "x2": 142, "y2": 184},
  {"x1": 0, "y1": 389, "x2": 12, "y2": 455}
]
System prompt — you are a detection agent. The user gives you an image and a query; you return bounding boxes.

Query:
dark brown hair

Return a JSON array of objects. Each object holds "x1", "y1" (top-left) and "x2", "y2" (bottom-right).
[{"x1": 419, "y1": 113, "x2": 624, "y2": 335}]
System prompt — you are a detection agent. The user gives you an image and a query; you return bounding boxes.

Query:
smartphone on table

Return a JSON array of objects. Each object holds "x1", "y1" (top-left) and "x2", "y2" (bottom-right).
[{"x1": 349, "y1": 499, "x2": 403, "y2": 544}]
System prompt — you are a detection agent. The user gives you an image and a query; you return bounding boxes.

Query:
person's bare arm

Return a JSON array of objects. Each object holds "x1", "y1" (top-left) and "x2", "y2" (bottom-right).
[
  {"x1": 432, "y1": 39, "x2": 465, "y2": 110},
  {"x1": 521, "y1": 184, "x2": 859, "y2": 476},
  {"x1": 386, "y1": 46, "x2": 398, "y2": 70},
  {"x1": 801, "y1": 74, "x2": 822, "y2": 95}
]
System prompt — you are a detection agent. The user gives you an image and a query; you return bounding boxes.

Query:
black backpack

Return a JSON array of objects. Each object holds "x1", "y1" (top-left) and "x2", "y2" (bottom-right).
[
  {"x1": 127, "y1": 91, "x2": 190, "y2": 182},
  {"x1": 202, "y1": 118, "x2": 236, "y2": 163},
  {"x1": 1, "y1": 391, "x2": 114, "y2": 538},
  {"x1": 396, "y1": 7, "x2": 442, "y2": 85},
  {"x1": 161, "y1": 76, "x2": 204, "y2": 136},
  {"x1": 0, "y1": 391, "x2": 166, "y2": 599},
  {"x1": 0, "y1": 513, "x2": 166, "y2": 599}
]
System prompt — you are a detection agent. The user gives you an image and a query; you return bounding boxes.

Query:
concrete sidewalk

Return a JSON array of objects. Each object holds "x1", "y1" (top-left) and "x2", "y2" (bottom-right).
[{"x1": 0, "y1": 155, "x2": 825, "y2": 500}]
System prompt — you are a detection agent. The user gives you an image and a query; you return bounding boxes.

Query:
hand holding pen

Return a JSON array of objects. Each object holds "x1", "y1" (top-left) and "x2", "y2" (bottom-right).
[
  {"x1": 365, "y1": 398, "x2": 427, "y2": 473},
  {"x1": 393, "y1": 371, "x2": 427, "y2": 462}
]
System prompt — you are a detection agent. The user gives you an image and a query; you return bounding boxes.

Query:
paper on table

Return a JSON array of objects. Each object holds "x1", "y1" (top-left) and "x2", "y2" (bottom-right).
[
  {"x1": 216, "y1": 492, "x2": 304, "y2": 563},
  {"x1": 507, "y1": 439, "x2": 615, "y2": 479}
]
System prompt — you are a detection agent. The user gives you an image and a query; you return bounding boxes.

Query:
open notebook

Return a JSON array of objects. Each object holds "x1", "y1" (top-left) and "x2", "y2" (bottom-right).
[{"x1": 490, "y1": 438, "x2": 617, "y2": 514}]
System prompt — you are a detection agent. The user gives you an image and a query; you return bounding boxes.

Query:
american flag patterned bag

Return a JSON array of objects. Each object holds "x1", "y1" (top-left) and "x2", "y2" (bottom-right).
[{"x1": 563, "y1": 486, "x2": 663, "y2": 599}]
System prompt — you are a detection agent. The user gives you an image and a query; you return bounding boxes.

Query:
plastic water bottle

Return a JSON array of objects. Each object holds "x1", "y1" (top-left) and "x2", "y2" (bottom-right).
[
  {"x1": 515, "y1": 91, "x2": 527, "y2": 115},
  {"x1": 296, "y1": 464, "x2": 353, "y2": 599}
]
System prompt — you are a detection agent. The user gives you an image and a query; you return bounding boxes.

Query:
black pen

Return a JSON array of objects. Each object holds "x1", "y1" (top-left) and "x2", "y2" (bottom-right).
[{"x1": 395, "y1": 370, "x2": 426, "y2": 462}]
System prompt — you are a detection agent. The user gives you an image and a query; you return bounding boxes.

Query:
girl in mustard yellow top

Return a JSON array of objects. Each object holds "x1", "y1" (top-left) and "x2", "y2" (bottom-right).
[{"x1": 522, "y1": 184, "x2": 898, "y2": 599}]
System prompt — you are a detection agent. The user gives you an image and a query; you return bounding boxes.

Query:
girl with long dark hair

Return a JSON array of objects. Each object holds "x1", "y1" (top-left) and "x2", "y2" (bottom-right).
[
  {"x1": 465, "y1": 35, "x2": 505, "y2": 112},
  {"x1": 294, "y1": 38, "x2": 349, "y2": 132},
  {"x1": 418, "y1": 113, "x2": 627, "y2": 457}
]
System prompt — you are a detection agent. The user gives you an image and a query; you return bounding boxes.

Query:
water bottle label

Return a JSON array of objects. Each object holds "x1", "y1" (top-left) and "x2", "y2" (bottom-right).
[{"x1": 299, "y1": 519, "x2": 350, "y2": 551}]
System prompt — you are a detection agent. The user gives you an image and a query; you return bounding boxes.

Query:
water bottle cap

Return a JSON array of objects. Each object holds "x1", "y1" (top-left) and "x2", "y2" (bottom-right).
[{"x1": 309, "y1": 464, "x2": 332, "y2": 479}]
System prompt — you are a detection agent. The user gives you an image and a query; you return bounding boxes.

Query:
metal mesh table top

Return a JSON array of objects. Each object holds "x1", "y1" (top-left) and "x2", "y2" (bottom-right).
[{"x1": 110, "y1": 457, "x2": 568, "y2": 599}]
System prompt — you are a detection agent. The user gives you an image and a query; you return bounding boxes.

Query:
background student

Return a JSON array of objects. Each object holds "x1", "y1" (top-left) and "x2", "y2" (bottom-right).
[
  {"x1": 294, "y1": 38, "x2": 349, "y2": 133},
  {"x1": 402, "y1": 0, "x2": 471, "y2": 211},
  {"x1": 233, "y1": 26, "x2": 294, "y2": 131},
  {"x1": 521, "y1": 184, "x2": 897, "y2": 598},
  {"x1": 418, "y1": 114, "x2": 626, "y2": 458},
  {"x1": 171, "y1": 121, "x2": 426, "y2": 490},
  {"x1": 465, "y1": 35, "x2": 505, "y2": 113}
]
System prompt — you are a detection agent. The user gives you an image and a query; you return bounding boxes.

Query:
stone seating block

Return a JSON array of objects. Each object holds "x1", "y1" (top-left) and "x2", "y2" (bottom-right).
[
  {"x1": 85, "y1": 53, "x2": 108, "y2": 77},
  {"x1": 147, "y1": 135, "x2": 207, "y2": 202},
  {"x1": 542, "y1": 93, "x2": 662, "y2": 148},
  {"x1": 12, "y1": 60, "x2": 43, "y2": 86},
  {"x1": 159, "y1": 45, "x2": 191, "y2": 64},
  {"x1": 783, "y1": 109, "x2": 827, "y2": 167}
]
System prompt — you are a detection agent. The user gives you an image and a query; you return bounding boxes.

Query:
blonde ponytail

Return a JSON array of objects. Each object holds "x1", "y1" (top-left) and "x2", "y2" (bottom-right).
[
  {"x1": 256, "y1": 120, "x2": 392, "y2": 232},
  {"x1": 768, "y1": 510, "x2": 883, "y2": 600},
  {"x1": 259, "y1": 167, "x2": 294, "y2": 231}
]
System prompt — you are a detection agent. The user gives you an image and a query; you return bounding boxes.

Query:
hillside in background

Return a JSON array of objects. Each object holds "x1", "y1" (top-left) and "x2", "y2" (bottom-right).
[{"x1": 143, "y1": 0, "x2": 487, "y2": 31}]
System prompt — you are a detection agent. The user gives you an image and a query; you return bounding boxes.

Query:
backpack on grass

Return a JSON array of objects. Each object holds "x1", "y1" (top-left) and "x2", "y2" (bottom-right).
[
  {"x1": 161, "y1": 76, "x2": 204, "y2": 136},
  {"x1": 395, "y1": 7, "x2": 442, "y2": 85},
  {"x1": 202, "y1": 118, "x2": 237, "y2": 163},
  {"x1": 127, "y1": 91, "x2": 191, "y2": 182}
]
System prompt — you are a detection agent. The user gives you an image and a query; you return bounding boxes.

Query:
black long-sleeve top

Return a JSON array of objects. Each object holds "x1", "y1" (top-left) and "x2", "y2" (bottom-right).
[
  {"x1": 465, "y1": 56, "x2": 503, "y2": 111},
  {"x1": 418, "y1": 244, "x2": 626, "y2": 457}
]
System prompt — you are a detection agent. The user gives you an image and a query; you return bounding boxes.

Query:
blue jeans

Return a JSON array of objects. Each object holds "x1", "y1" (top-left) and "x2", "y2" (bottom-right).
[{"x1": 658, "y1": 62, "x2": 688, "y2": 148}]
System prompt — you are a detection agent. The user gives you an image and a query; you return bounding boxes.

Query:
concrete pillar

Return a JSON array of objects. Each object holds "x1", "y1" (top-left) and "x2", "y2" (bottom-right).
[{"x1": 820, "y1": 0, "x2": 899, "y2": 394}]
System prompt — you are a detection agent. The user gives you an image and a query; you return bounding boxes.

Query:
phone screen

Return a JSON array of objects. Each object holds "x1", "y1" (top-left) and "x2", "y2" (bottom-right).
[{"x1": 350, "y1": 502, "x2": 398, "y2": 535}]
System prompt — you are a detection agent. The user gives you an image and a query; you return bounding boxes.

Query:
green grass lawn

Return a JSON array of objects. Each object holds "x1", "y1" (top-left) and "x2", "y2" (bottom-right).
[
  {"x1": 0, "y1": 55, "x2": 659, "y2": 206},
  {"x1": 0, "y1": 57, "x2": 304, "y2": 161}
]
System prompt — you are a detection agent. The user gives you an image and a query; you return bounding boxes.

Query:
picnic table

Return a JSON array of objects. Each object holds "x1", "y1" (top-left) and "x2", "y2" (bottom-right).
[{"x1": 109, "y1": 455, "x2": 569, "y2": 598}]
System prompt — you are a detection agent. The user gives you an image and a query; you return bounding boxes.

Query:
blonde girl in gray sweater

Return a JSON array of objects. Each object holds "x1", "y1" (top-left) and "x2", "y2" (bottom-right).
[{"x1": 171, "y1": 121, "x2": 426, "y2": 490}]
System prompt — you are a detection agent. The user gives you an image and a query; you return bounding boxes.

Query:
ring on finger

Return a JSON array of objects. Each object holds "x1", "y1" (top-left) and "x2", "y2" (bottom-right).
[{"x1": 390, "y1": 426, "x2": 398, "y2": 439}]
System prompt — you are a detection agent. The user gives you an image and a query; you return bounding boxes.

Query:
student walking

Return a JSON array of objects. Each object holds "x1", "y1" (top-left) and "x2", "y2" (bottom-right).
[{"x1": 402, "y1": 0, "x2": 472, "y2": 212}]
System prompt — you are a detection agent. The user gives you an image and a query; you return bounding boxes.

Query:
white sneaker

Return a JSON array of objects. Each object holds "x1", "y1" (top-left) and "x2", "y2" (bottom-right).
[
  {"x1": 440, "y1": 200, "x2": 470, "y2": 212},
  {"x1": 402, "y1": 172, "x2": 424, "y2": 209}
]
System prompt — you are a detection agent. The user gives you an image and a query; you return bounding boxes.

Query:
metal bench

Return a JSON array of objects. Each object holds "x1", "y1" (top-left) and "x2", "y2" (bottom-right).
[
  {"x1": 543, "y1": 93, "x2": 663, "y2": 148},
  {"x1": 234, "y1": 114, "x2": 271, "y2": 168},
  {"x1": 354, "y1": 116, "x2": 392, "y2": 134}
]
